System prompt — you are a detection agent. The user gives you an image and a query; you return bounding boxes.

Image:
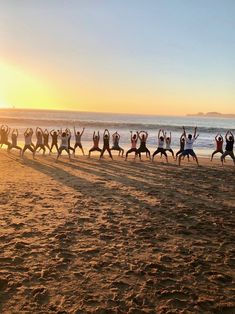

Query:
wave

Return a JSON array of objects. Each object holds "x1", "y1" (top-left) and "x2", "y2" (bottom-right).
[{"x1": 0, "y1": 116, "x2": 234, "y2": 134}]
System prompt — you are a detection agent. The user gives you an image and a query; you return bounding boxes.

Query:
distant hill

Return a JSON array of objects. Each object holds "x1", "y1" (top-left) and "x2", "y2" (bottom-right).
[{"x1": 187, "y1": 112, "x2": 235, "y2": 118}]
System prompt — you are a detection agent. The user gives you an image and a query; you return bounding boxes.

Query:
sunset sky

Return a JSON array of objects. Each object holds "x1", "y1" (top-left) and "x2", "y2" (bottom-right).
[{"x1": 1, "y1": 0, "x2": 234, "y2": 115}]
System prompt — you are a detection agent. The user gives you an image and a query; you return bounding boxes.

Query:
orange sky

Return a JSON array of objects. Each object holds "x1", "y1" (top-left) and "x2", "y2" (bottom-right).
[{"x1": 1, "y1": 2, "x2": 235, "y2": 115}]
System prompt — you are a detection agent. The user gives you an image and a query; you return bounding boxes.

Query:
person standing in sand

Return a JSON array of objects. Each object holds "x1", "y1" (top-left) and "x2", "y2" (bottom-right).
[
  {"x1": 34, "y1": 127, "x2": 46, "y2": 155},
  {"x1": 0, "y1": 125, "x2": 11, "y2": 149},
  {"x1": 88, "y1": 131, "x2": 102, "y2": 157},
  {"x1": 100, "y1": 129, "x2": 113, "y2": 159},
  {"x1": 57, "y1": 130, "x2": 71, "y2": 161},
  {"x1": 8, "y1": 129, "x2": 22, "y2": 155},
  {"x1": 74, "y1": 126, "x2": 85, "y2": 156},
  {"x1": 211, "y1": 134, "x2": 224, "y2": 161},
  {"x1": 152, "y1": 129, "x2": 168, "y2": 162},
  {"x1": 178, "y1": 126, "x2": 199, "y2": 166},
  {"x1": 50, "y1": 129, "x2": 59, "y2": 153},
  {"x1": 22, "y1": 128, "x2": 35, "y2": 158},
  {"x1": 42, "y1": 129, "x2": 51, "y2": 153},
  {"x1": 125, "y1": 131, "x2": 138, "y2": 160},
  {"x1": 221, "y1": 131, "x2": 235, "y2": 165},
  {"x1": 66, "y1": 128, "x2": 75, "y2": 155},
  {"x1": 136, "y1": 131, "x2": 151, "y2": 160},
  {"x1": 164, "y1": 131, "x2": 175, "y2": 158},
  {"x1": 111, "y1": 131, "x2": 124, "y2": 157}
]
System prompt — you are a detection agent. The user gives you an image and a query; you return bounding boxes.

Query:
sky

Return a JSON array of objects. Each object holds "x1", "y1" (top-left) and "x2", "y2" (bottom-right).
[{"x1": 0, "y1": 0, "x2": 235, "y2": 115}]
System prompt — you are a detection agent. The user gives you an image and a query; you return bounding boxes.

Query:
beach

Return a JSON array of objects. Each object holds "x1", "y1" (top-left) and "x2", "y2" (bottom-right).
[{"x1": 0, "y1": 150, "x2": 234, "y2": 313}]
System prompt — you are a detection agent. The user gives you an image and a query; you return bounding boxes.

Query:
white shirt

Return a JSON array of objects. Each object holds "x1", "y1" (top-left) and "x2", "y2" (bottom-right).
[
  {"x1": 158, "y1": 139, "x2": 164, "y2": 148},
  {"x1": 60, "y1": 135, "x2": 69, "y2": 148},
  {"x1": 165, "y1": 140, "x2": 171, "y2": 149},
  {"x1": 25, "y1": 134, "x2": 32, "y2": 145},
  {"x1": 185, "y1": 138, "x2": 195, "y2": 150}
]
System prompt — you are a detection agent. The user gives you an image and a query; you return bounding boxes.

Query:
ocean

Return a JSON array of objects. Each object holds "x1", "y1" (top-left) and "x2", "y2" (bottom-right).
[{"x1": 0, "y1": 108, "x2": 234, "y2": 156}]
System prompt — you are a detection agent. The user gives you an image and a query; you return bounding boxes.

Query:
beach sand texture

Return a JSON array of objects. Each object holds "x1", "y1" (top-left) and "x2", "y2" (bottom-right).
[{"x1": 0, "y1": 151, "x2": 234, "y2": 313}]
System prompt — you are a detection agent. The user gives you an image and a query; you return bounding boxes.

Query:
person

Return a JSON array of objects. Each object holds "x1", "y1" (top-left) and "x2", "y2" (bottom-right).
[
  {"x1": 0, "y1": 125, "x2": 11, "y2": 149},
  {"x1": 165, "y1": 132, "x2": 174, "y2": 158},
  {"x1": 100, "y1": 129, "x2": 113, "y2": 159},
  {"x1": 211, "y1": 134, "x2": 224, "y2": 161},
  {"x1": 111, "y1": 131, "x2": 124, "y2": 157},
  {"x1": 136, "y1": 131, "x2": 151, "y2": 160},
  {"x1": 66, "y1": 128, "x2": 75, "y2": 154},
  {"x1": 176, "y1": 132, "x2": 187, "y2": 160},
  {"x1": 74, "y1": 126, "x2": 85, "y2": 156},
  {"x1": 178, "y1": 126, "x2": 199, "y2": 166},
  {"x1": 221, "y1": 131, "x2": 235, "y2": 165},
  {"x1": 57, "y1": 129, "x2": 71, "y2": 161},
  {"x1": 50, "y1": 129, "x2": 59, "y2": 153},
  {"x1": 152, "y1": 129, "x2": 168, "y2": 162},
  {"x1": 35, "y1": 127, "x2": 46, "y2": 155},
  {"x1": 42, "y1": 129, "x2": 51, "y2": 153},
  {"x1": 8, "y1": 129, "x2": 22, "y2": 155},
  {"x1": 22, "y1": 128, "x2": 35, "y2": 158},
  {"x1": 125, "y1": 131, "x2": 138, "y2": 160},
  {"x1": 88, "y1": 131, "x2": 102, "y2": 156}
]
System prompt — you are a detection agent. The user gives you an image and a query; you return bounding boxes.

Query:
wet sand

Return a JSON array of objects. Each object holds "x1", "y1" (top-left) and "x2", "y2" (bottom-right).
[{"x1": 0, "y1": 150, "x2": 234, "y2": 313}]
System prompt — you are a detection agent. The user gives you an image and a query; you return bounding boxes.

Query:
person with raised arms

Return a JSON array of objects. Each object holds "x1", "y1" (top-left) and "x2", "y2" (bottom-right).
[
  {"x1": 35, "y1": 127, "x2": 46, "y2": 155},
  {"x1": 74, "y1": 126, "x2": 85, "y2": 156},
  {"x1": 136, "y1": 131, "x2": 151, "y2": 160},
  {"x1": 8, "y1": 129, "x2": 22, "y2": 155},
  {"x1": 125, "y1": 131, "x2": 138, "y2": 160},
  {"x1": 50, "y1": 129, "x2": 59, "y2": 153},
  {"x1": 165, "y1": 131, "x2": 175, "y2": 158},
  {"x1": 178, "y1": 126, "x2": 199, "y2": 166},
  {"x1": 22, "y1": 128, "x2": 35, "y2": 158},
  {"x1": 0, "y1": 125, "x2": 11, "y2": 149},
  {"x1": 110, "y1": 131, "x2": 124, "y2": 157},
  {"x1": 211, "y1": 133, "x2": 224, "y2": 161},
  {"x1": 152, "y1": 129, "x2": 168, "y2": 162},
  {"x1": 42, "y1": 129, "x2": 51, "y2": 153},
  {"x1": 221, "y1": 131, "x2": 235, "y2": 165},
  {"x1": 88, "y1": 131, "x2": 102, "y2": 157},
  {"x1": 100, "y1": 129, "x2": 113, "y2": 159},
  {"x1": 57, "y1": 129, "x2": 71, "y2": 161}
]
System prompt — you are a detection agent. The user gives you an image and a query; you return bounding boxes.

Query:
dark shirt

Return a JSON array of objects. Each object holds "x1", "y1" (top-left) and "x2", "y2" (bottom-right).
[{"x1": 226, "y1": 139, "x2": 234, "y2": 151}]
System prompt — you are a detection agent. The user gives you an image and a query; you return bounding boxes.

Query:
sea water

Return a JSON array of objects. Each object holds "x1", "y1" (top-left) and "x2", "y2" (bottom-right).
[{"x1": 0, "y1": 108, "x2": 234, "y2": 157}]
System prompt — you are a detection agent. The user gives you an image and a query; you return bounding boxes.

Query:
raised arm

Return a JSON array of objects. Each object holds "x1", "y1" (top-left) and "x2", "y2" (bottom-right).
[
  {"x1": 73, "y1": 126, "x2": 76, "y2": 136},
  {"x1": 158, "y1": 129, "x2": 161, "y2": 139},
  {"x1": 81, "y1": 127, "x2": 85, "y2": 136},
  {"x1": 182, "y1": 126, "x2": 186, "y2": 138},
  {"x1": 193, "y1": 127, "x2": 197, "y2": 138}
]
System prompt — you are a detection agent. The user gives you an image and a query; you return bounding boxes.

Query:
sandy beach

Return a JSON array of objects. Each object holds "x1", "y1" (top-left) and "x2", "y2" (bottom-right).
[{"x1": 0, "y1": 150, "x2": 234, "y2": 313}]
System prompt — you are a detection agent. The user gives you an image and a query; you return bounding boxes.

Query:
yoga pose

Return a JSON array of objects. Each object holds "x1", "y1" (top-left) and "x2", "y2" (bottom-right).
[
  {"x1": 0, "y1": 125, "x2": 11, "y2": 149},
  {"x1": 211, "y1": 134, "x2": 224, "y2": 161},
  {"x1": 88, "y1": 131, "x2": 102, "y2": 156},
  {"x1": 221, "y1": 131, "x2": 235, "y2": 165},
  {"x1": 43, "y1": 129, "x2": 51, "y2": 153},
  {"x1": 35, "y1": 127, "x2": 46, "y2": 155},
  {"x1": 165, "y1": 132, "x2": 174, "y2": 158},
  {"x1": 22, "y1": 128, "x2": 35, "y2": 157},
  {"x1": 57, "y1": 130, "x2": 71, "y2": 160},
  {"x1": 100, "y1": 129, "x2": 113, "y2": 159},
  {"x1": 66, "y1": 128, "x2": 75, "y2": 154},
  {"x1": 152, "y1": 129, "x2": 168, "y2": 162},
  {"x1": 178, "y1": 126, "x2": 199, "y2": 166},
  {"x1": 111, "y1": 131, "x2": 124, "y2": 156},
  {"x1": 74, "y1": 126, "x2": 85, "y2": 156},
  {"x1": 125, "y1": 131, "x2": 138, "y2": 160},
  {"x1": 50, "y1": 129, "x2": 59, "y2": 153},
  {"x1": 8, "y1": 129, "x2": 22, "y2": 154},
  {"x1": 136, "y1": 131, "x2": 150, "y2": 160}
]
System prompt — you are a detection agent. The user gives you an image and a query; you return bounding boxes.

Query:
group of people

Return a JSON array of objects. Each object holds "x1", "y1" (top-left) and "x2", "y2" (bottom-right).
[{"x1": 0, "y1": 124, "x2": 234, "y2": 165}]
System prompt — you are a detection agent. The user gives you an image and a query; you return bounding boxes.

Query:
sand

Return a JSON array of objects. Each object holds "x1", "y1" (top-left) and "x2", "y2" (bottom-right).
[{"x1": 0, "y1": 150, "x2": 234, "y2": 314}]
